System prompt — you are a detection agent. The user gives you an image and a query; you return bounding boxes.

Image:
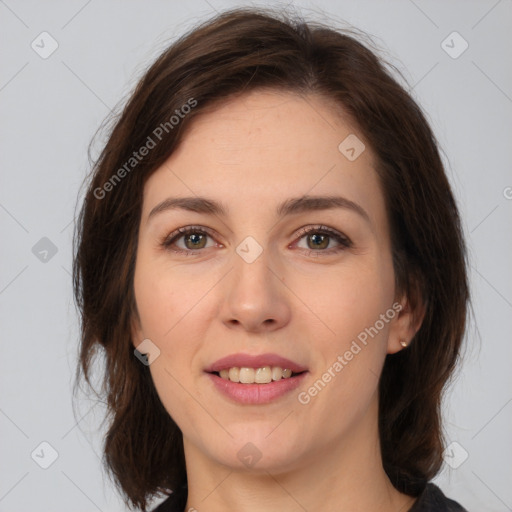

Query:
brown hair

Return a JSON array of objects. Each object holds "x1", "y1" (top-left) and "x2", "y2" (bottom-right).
[{"x1": 72, "y1": 6, "x2": 469, "y2": 511}]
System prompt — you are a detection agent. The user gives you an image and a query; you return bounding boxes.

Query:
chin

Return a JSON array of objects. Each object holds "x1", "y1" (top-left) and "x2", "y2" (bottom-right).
[{"x1": 201, "y1": 429, "x2": 306, "y2": 473}]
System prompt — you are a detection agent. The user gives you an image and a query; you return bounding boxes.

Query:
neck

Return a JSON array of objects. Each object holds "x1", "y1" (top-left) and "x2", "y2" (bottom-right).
[{"x1": 183, "y1": 397, "x2": 417, "y2": 512}]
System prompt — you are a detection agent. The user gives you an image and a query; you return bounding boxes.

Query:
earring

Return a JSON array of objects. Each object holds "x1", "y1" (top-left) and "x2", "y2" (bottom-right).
[{"x1": 399, "y1": 339, "x2": 408, "y2": 348}]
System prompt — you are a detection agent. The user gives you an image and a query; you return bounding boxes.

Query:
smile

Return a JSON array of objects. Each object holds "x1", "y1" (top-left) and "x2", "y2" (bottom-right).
[{"x1": 214, "y1": 366, "x2": 303, "y2": 384}]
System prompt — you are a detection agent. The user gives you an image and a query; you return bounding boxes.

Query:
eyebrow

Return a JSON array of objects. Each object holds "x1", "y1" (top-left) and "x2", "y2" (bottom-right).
[{"x1": 147, "y1": 195, "x2": 371, "y2": 225}]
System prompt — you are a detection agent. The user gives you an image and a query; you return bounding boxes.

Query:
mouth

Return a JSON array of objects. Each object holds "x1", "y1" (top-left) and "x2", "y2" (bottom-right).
[
  {"x1": 204, "y1": 352, "x2": 309, "y2": 404},
  {"x1": 206, "y1": 369, "x2": 308, "y2": 405},
  {"x1": 208, "y1": 367, "x2": 306, "y2": 384},
  {"x1": 204, "y1": 352, "x2": 308, "y2": 382}
]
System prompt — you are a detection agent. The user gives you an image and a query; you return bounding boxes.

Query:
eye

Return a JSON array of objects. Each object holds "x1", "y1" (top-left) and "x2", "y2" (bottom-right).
[
  {"x1": 160, "y1": 224, "x2": 352, "y2": 256},
  {"x1": 161, "y1": 226, "x2": 219, "y2": 254},
  {"x1": 293, "y1": 225, "x2": 352, "y2": 255}
]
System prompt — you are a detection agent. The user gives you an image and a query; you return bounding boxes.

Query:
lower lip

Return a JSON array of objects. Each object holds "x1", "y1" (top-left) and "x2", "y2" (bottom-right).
[{"x1": 206, "y1": 372, "x2": 308, "y2": 405}]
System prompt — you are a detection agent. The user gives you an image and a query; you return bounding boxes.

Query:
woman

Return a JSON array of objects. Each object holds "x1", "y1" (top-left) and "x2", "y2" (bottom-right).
[{"x1": 73, "y1": 7, "x2": 469, "y2": 512}]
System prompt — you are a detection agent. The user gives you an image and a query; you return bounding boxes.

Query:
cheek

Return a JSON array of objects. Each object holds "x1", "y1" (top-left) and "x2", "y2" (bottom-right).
[
  {"x1": 133, "y1": 260, "x2": 205, "y2": 429},
  {"x1": 294, "y1": 257, "x2": 394, "y2": 345},
  {"x1": 132, "y1": 249, "x2": 221, "y2": 376},
  {"x1": 294, "y1": 256, "x2": 394, "y2": 405},
  {"x1": 133, "y1": 251, "x2": 215, "y2": 340}
]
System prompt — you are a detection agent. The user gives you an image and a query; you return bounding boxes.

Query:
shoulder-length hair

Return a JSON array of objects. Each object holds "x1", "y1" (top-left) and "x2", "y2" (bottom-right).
[{"x1": 72, "y1": 7, "x2": 469, "y2": 511}]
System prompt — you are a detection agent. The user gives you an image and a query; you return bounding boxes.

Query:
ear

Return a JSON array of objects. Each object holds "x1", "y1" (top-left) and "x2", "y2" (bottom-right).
[{"x1": 386, "y1": 291, "x2": 426, "y2": 354}]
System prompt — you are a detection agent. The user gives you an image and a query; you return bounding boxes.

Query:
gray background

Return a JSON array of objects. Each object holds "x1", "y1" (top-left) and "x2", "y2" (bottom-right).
[{"x1": 1, "y1": 0, "x2": 511, "y2": 510}]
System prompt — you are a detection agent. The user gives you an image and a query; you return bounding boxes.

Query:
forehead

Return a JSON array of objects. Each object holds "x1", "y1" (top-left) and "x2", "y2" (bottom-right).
[
  {"x1": 142, "y1": 89, "x2": 385, "y2": 229},
  {"x1": 176, "y1": 89, "x2": 363, "y2": 166}
]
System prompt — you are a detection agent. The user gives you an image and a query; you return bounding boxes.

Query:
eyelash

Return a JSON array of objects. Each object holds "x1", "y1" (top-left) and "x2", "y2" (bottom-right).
[{"x1": 160, "y1": 224, "x2": 352, "y2": 256}]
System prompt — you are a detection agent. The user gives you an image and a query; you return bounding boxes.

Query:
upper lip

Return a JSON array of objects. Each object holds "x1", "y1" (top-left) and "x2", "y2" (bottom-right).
[{"x1": 205, "y1": 353, "x2": 308, "y2": 373}]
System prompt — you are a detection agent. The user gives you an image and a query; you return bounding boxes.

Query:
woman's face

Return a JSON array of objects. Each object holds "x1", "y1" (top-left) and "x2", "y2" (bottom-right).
[{"x1": 132, "y1": 89, "x2": 412, "y2": 472}]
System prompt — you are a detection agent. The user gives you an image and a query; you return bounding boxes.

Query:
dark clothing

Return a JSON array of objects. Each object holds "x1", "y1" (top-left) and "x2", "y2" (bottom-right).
[
  {"x1": 408, "y1": 483, "x2": 468, "y2": 511},
  {"x1": 152, "y1": 482, "x2": 468, "y2": 511}
]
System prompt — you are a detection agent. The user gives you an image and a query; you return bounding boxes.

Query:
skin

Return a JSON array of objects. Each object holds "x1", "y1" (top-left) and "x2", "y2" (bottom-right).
[{"x1": 131, "y1": 90, "x2": 424, "y2": 512}]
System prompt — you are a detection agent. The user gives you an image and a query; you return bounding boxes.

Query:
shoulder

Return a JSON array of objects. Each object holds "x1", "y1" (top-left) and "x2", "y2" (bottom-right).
[
  {"x1": 408, "y1": 482, "x2": 468, "y2": 512},
  {"x1": 151, "y1": 485, "x2": 188, "y2": 512},
  {"x1": 151, "y1": 495, "x2": 180, "y2": 512}
]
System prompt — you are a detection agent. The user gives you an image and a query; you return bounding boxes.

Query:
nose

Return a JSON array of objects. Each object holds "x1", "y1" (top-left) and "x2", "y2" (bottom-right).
[{"x1": 219, "y1": 247, "x2": 292, "y2": 334}]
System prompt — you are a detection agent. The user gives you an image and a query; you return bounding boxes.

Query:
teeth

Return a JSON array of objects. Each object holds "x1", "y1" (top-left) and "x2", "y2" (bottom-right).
[
  {"x1": 228, "y1": 367, "x2": 239, "y2": 382},
  {"x1": 218, "y1": 366, "x2": 296, "y2": 384},
  {"x1": 271, "y1": 367, "x2": 282, "y2": 381}
]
